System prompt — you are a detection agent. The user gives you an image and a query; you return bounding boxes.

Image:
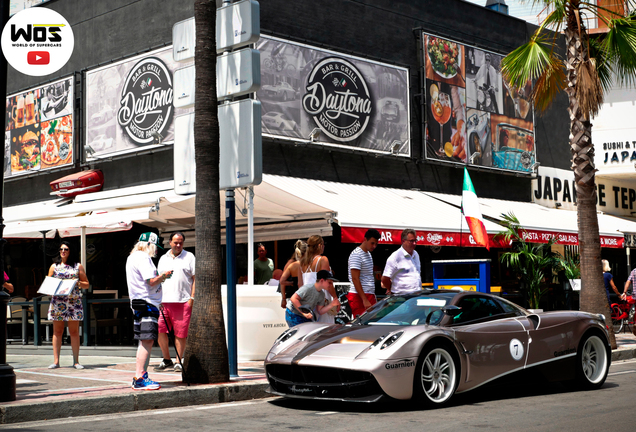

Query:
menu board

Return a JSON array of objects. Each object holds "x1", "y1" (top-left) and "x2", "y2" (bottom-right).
[
  {"x1": 4, "y1": 76, "x2": 74, "y2": 178},
  {"x1": 423, "y1": 33, "x2": 535, "y2": 173}
]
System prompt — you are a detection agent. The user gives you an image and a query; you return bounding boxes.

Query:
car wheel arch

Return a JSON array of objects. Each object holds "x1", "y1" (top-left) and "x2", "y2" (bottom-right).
[{"x1": 411, "y1": 336, "x2": 462, "y2": 404}]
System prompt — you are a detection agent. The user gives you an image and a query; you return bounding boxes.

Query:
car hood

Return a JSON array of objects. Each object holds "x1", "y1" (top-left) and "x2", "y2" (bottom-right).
[{"x1": 268, "y1": 323, "x2": 427, "y2": 363}]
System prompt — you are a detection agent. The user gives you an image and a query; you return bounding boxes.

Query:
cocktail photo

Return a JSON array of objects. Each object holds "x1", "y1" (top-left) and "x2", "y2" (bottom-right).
[{"x1": 426, "y1": 80, "x2": 467, "y2": 163}]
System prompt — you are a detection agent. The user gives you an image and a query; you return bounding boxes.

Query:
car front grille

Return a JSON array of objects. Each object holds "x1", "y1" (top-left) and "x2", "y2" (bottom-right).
[{"x1": 266, "y1": 364, "x2": 383, "y2": 400}]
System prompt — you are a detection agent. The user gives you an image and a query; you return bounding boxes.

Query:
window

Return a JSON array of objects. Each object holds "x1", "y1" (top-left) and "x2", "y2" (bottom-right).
[{"x1": 452, "y1": 296, "x2": 504, "y2": 324}]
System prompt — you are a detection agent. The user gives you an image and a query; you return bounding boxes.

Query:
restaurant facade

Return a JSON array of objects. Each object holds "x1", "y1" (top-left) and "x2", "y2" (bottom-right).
[{"x1": 4, "y1": 0, "x2": 635, "y2": 318}]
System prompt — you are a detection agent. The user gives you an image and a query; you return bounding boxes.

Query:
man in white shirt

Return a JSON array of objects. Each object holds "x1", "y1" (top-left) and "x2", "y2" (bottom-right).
[
  {"x1": 154, "y1": 232, "x2": 195, "y2": 373},
  {"x1": 474, "y1": 53, "x2": 499, "y2": 113},
  {"x1": 347, "y1": 229, "x2": 380, "y2": 317},
  {"x1": 126, "y1": 232, "x2": 173, "y2": 390},
  {"x1": 381, "y1": 229, "x2": 421, "y2": 295}
]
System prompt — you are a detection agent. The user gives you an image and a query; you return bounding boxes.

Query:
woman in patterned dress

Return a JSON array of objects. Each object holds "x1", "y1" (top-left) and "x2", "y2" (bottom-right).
[{"x1": 47, "y1": 241, "x2": 90, "y2": 369}]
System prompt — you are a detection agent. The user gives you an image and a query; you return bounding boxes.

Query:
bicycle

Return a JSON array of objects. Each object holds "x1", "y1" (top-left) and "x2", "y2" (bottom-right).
[{"x1": 611, "y1": 296, "x2": 636, "y2": 333}]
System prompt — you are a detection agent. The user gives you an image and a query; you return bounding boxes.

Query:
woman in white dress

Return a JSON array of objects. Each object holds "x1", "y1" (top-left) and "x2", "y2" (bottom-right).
[{"x1": 47, "y1": 241, "x2": 90, "y2": 369}]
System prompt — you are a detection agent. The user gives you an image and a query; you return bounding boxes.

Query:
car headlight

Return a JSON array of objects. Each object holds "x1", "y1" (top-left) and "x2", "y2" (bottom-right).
[
  {"x1": 369, "y1": 334, "x2": 388, "y2": 349},
  {"x1": 369, "y1": 331, "x2": 404, "y2": 350},
  {"x1": 381, "y1": 331, "x2": 404, "y2": 350},
  {"x1": 275, "y1": 328, "x2": 297, "y2": 345}
]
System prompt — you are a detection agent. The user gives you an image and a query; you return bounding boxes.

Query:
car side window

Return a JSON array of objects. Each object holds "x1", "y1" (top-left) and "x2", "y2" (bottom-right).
[
  {"x1": 495, "y1": 298, "x2": 525, "y2": 316},
  {"x1": 453, "y1": 296, "x2": 504, "y2": 325}
]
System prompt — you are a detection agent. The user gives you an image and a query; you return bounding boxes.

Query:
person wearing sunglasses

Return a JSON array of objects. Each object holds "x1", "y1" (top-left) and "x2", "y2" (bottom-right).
[
  {"x1": 381, "y1": 229, "x2": 422, "y2": 296},
  {"x1": 47, "y1": 240, "x2": 90, "y2": 369}
]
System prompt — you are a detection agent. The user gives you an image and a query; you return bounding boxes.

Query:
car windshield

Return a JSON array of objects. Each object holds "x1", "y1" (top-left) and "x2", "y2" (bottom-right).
[{"x1": 354, "y1": 292, "x2": 456, "y2": 326}]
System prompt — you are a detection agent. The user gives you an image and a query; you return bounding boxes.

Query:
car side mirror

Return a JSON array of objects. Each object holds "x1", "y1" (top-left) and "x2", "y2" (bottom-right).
[
  {"x1": 426, "y1": 305, "x2": 462, "y2": 325},
  {"x1": 441, "y1": 305, "x2": 462, "y2": 317}
]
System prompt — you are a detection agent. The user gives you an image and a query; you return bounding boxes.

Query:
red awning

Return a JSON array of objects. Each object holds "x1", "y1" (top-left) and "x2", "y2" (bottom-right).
[{"x1": 341, "y1": 227, "x2": 624, "y2": 248}]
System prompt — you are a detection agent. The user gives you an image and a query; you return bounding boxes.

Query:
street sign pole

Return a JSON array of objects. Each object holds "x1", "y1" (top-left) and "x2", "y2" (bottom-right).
[{"x1": 225, "y1": 188, "x2": 238, "y2": 377}]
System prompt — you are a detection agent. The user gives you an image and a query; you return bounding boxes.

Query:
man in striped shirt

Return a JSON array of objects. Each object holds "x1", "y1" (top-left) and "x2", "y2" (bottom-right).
[{"x1": 347, "y1": 229, "x2": 381, "y2": 318}]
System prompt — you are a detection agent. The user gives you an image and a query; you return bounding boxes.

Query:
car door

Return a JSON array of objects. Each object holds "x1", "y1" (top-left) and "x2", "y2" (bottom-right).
[{"x1": 451, "y1": 295, "x2": 530, "y2": 391}]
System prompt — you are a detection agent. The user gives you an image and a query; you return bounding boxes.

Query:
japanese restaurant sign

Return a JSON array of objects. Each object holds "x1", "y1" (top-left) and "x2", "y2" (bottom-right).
[
  {"x1": 4, "y1": 75, "x2": 74, "y2": 178},
  {"x1": 422, "y1": 32, "x2": 536, "y2": 174}
]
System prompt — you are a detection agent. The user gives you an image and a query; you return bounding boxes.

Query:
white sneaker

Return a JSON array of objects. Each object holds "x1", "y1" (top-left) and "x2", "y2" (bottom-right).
[
  {"x1": 48, "y1": 363, "x2": 60, "y2": 369},
  {"x1": 174, "y1": 363, "x2": 183, "y2": 372}
]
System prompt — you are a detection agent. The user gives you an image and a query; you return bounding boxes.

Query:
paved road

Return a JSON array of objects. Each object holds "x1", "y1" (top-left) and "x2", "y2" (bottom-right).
[{"x1": 4, "y1": 359, "x2": 636, "y2": 432}]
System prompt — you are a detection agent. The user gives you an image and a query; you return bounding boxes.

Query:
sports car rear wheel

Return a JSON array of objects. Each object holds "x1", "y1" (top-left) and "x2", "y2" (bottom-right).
[
  {"x1": 575, "y1": 333, "x2": 610, "y2": 390},
  {"x1": 414, "y1": 345, "x2": 457, "y2": 405}
]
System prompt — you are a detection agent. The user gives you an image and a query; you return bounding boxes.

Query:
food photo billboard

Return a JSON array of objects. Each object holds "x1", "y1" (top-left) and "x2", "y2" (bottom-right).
[
  {"x1": 423, "y1": 33, "x2": 536, "y2": 173},
  {"x1": 85, "y1": 47, "x2": 193, "y2": 160},
  {"x1": 4, "y1": 76, "x2": 74, "y2": 178},
  {"x1": 256, "y1": 35, "x2": 411, "y2": 156}
]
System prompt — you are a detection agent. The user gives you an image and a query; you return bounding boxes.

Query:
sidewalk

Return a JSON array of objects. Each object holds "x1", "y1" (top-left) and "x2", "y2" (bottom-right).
[{"x1": 2, "y1": 332, "x2": 636, "y2": 425}]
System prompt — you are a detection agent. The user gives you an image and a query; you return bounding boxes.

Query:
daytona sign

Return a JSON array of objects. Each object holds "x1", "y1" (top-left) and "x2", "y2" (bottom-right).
[
  {"x1": 118, "y1": 57, "x2": 174, "y2": 144},
  {"x1": 302, "y1": 57, "x2": 373, "y2": 142}
]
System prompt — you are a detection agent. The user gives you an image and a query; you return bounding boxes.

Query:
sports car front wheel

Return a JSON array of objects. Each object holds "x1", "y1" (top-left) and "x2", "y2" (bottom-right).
[
  {"x1": 575, "y1": 333, "x2": 610, "y2": 390},
  {"x1": 414, "y1": 345, "x2": 457, "y2": 405}
]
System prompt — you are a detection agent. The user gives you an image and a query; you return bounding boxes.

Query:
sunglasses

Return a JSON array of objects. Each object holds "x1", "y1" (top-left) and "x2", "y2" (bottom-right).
[{"x1": 59, "y1": 248, "x2": 69, "y2": 252}]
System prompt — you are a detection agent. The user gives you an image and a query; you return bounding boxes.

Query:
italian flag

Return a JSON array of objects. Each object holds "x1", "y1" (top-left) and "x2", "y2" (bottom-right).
[{"x1": 462, "y1": 167, "x2": 489, "y2": 250}]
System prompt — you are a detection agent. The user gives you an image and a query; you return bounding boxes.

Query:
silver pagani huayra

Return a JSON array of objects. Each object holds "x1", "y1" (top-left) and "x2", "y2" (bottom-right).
[{"x1": 265, "y1": 290, "x2": 611, "y2": 405}]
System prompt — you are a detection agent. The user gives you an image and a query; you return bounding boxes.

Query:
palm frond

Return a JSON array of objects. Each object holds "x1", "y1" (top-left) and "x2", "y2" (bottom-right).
[
  {"x1": 502, "y1": 34, "x2": 557, "y2": 88},
  {"x1": 605, "y1": 17, "x2": 636, "y2": 87},
  {"x1": 530, "y1": 58, "x2": 567, "y2": 112},
  {"x1": 589, "y1": 37, "x2": 613, "y2": 93},
  {"x1": 535, "y1": 1, "x2": 568, "y2": 33},
  {"x1": 576, "y1": 58, "x2": 604, "y2": 119},
  {"x1": 503, "y1": 33, "x2": 566, "y2": 112}
]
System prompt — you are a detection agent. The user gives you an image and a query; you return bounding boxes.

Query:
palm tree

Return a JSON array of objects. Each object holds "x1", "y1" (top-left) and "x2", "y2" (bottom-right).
[
  {"x1": 502, "y1": 0, "x2": 636, "y2": 349},
  {"x1": 182, "y1": 0, "x2": 230, "y2": 384}
]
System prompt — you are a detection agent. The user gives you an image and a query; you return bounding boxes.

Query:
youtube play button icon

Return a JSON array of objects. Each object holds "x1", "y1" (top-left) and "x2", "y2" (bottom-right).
[{"x1": 27, "y1": 51, "x2": 50, "y2": 65}]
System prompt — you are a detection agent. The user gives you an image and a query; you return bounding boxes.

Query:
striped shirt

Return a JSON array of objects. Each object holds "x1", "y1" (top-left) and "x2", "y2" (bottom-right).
[
  {"x1": 348, "y1": 247, "x2": 375, "y2": 294},
  {"x1": 629, "y1": 269, "x2": 636, "y2": 298}
]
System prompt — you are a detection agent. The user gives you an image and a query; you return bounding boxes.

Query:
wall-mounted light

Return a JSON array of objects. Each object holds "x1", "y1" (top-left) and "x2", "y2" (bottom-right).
[
  {"x1": 151, "y1": 131, "x2": 163, "y2": 145},
  {"x1": 308, "y1": 128, "x2": 321, "y2": 142}
]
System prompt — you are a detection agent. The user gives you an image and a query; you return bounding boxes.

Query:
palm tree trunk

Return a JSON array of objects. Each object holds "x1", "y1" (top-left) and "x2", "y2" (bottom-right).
[
  {"x1": 564, "y1": 9, "x2": 617, "y2": 349},
  {"x1": 182, "y1": 0, "x2": 230, "y2": 383}
]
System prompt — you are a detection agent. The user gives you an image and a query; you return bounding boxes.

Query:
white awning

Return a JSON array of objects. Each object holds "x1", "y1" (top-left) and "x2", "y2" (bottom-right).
[
  {"x1": 262, "y1": 175, "x2": 501, "y2": 233},
  {"x1": 8, "y1": 174, "x2": 630, "y2": 249},
  {"x1": 4, "y1": 207, "x2": 151, "y2": 239}
]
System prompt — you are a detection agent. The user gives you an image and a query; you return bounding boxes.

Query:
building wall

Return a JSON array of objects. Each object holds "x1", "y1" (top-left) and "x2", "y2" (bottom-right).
[{"x1": 4, "y1": 0, "x2": 571, "y2": 206}]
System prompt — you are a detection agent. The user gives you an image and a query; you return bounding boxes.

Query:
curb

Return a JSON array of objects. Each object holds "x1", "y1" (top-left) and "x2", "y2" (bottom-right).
[
  {"x1": 0, "y1": 380, "x2": 270, "y2": 425},
  {"x1": 612, "y1": 347, "x2": 636, "y2": 362}
]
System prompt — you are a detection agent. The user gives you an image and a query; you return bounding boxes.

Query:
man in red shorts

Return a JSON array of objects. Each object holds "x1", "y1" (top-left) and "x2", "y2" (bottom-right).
[
  {"x1": 346, "y1": 229, "x2": 380, "y2": 318},
  {"x1": 154, "y1": 232, "x2": 195, "y2": 373}
]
